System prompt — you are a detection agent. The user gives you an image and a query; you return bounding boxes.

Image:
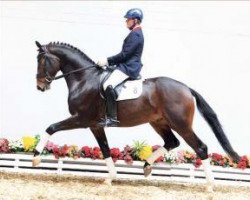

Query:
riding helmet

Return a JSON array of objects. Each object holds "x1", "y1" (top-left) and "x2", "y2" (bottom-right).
[{"x1": 124, "y1": 8, "x2": 143, "y2": 22}]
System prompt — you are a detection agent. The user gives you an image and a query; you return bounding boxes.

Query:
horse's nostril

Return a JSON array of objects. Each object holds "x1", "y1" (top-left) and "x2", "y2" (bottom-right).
[{"x1": 37, "y1": 85, "x2": 44, "y2": 91}]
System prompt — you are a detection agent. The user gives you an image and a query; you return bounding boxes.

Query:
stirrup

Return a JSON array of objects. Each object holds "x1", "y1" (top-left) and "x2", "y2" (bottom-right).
[
  {"x1": 107, "y1": 118, "x2": 120, "y2": 127},
  {"x1": 97, "y1": 118, "x2": 107, "y2": 127},
  {"x1": 98, "y1": 118, "x2": 120, "y2": 127}
]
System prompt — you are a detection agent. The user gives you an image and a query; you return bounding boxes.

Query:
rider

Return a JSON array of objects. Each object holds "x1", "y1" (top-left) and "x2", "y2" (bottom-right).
[{"x1": 96, "y1": 8, "x2": 144, "y2": 127}]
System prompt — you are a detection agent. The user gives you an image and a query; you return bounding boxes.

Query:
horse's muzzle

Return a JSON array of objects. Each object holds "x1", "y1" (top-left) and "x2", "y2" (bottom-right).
[{"x1": 37, "y1": 85, "x2": 45, "y2": 92}]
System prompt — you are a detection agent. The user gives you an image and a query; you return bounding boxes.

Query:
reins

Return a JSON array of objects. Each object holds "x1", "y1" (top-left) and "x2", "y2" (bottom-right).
[
  {"x1": 36, "y1": 54, "x2": 97, "y2": 82},
  {"x1": 54, "y1": 64, "x2": 97, "y2": 80}
]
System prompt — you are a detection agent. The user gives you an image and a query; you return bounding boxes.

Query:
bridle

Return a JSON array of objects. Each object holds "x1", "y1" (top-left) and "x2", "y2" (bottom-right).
[{"x1": 36, "y1": 51, "x2": 97, "y2": 84}]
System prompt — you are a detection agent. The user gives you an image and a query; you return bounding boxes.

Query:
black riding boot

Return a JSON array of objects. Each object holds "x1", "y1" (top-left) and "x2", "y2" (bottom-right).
[{"x1": 99, "y1": 85, "x2": 120, "y2": 127}]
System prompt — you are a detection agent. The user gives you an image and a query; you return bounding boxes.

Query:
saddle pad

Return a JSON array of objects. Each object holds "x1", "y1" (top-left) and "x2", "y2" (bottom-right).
[
  {"x1": 116, "y1": 78, "x2": 143, "y2": 101},
  {"x1": 100, "y1": 70, "x2": 143, "y2": 101}
]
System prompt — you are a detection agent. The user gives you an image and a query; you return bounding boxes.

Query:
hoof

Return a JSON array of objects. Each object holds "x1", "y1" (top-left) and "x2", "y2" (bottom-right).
[
  {"x1": 143, "y1": 165, "x2": 152, "y2": 177},
  {"x1": 32, "y1": 156, "x2": 41, "y2": 167},
  {"x1": 103, "y1": 178, "x2": 112, "y2": 186}
]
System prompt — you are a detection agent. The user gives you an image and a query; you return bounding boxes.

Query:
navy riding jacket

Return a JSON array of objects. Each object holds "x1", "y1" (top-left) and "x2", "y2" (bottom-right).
[{"x1": 107, "y1": 27, "x2": 144, "y2": 79}]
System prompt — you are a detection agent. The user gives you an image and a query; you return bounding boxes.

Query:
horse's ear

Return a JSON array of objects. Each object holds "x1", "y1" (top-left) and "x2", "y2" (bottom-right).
[{"x1": 35, "y1": 41, "x2": 42, "y2": 49}]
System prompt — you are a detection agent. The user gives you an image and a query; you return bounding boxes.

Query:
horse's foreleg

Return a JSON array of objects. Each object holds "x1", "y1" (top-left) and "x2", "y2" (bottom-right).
[
  {"x1": 32, "y1": 115, "x2": 81, "y2": 167},
  {"x1": 90, "y1": 127, "x2": 116, "y2": 185}
]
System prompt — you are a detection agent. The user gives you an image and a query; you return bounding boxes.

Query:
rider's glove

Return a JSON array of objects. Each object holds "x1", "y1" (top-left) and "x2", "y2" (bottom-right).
[{"x1": 96, "y1": 58, "x2": 108, "y2": 69}]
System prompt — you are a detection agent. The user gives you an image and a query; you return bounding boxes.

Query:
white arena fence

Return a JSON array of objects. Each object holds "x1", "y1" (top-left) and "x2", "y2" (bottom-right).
[{"x1": 0, "y1": 153, "x2": 250, "y2": 187}]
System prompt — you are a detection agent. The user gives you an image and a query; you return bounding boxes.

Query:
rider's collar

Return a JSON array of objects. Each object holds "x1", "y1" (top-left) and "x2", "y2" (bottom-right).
[{"x1": 132, "y1": 25, "x2": 141, "y2": 31}]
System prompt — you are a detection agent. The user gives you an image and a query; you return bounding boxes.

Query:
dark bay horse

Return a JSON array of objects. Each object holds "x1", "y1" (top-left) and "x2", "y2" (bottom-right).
[{"x1": 34, "y1": 41, "x2": 240, "y2": 188}]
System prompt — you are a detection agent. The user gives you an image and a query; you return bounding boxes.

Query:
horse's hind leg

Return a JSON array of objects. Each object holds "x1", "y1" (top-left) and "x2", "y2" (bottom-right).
[
  {"x1": 143, "y1": 120, "x2": 180, "y2": 177},
  {"x1": 150, "y1": 121, "x2": 180, "y2": 151},
  {"x1": 163, "y1": 92, "x2": 214, "y2": 191},
  {"x1": 176, "y1": 127, "x2": 214, "y2": 192}
]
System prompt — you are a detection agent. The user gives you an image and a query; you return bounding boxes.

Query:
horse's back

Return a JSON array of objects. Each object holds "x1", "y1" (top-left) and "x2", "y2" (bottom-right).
[{"x1": 143, "y1": 76, "x2": 192, "y2": 98}]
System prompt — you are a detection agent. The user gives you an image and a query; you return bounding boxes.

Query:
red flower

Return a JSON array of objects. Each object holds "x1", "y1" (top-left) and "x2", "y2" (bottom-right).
[
  {"x1": 155, "y1": 156, "x2": 164, "y2": 163},
  {"x1": 194, "y1": 158, "x2": 202, "y2": 168},
  {"x1": 118, "y1": 153, "x2": 124, "y2": 160},
  {"x1": 110, "y1": 148, "x2": 120, "y2": 157},
  {"x1": 121, "y1": 145, "x2": 134, "y2": 163},
  {"x1": 124, "y1": 155, "x2": 133, "y2": 165},
  {"x1": 123, "y1": 145, "x2": 132, "y2": 154},
  {"x1": 52, "y1": 145, "x2": 69, "y2": 159},
  {"x1": 240, "y1": 155, "x2": 248, "y2": 162},
  {"x1": 52, "y1": 146, "x2": 60, "y2": 159},
  {"x1": 0, "y1": 138, "x2": 9, "y2": 153},
  {"x1": 110, "y1": 148, "x2": 121, "y2": 162},
  {"x1": 81, "y1": 146, "x2": 92, "y2": 158},
  {"x1": 211, "y1": 153, "x2": 223, "y2": 161},
  {"x1": 237, "y1": 156, "x2": 249, "y2": 170},
  {"x1": 219, "y1": 160, "x2": 225, "y2": 166},
  {"x1": 92, "y1": 147, "x2": 102, "y2": 159},
  {"x1": 61, "y1": 145, "x2": 69, "y2": 156},
  {"x1": 237, "y1": 161, "x2": 247, "y2": 169},
  {"x1": 152, "y1": 145, "x2": 161, "y2": 152}
]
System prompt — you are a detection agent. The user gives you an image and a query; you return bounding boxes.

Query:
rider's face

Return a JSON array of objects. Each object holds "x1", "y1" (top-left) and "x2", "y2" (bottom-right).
[{"x1": 126, "y1": 18, "x2": 135, "y2": 29}]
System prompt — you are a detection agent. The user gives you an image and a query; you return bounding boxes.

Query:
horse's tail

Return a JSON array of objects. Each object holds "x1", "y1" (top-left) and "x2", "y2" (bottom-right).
[{"x1": 189, "y1": 88, "x2": 240, "y2": 162}]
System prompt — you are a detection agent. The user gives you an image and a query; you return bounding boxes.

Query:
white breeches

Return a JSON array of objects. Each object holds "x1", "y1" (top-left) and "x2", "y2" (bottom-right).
[{"x1": 103, "y1": 69, "x2": 129, "y2": 91}]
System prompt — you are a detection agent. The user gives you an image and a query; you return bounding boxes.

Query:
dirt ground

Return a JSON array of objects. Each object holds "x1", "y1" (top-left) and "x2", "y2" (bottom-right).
[{"x1": 0, "y1": 171, "x2": 249, "y2": 200}]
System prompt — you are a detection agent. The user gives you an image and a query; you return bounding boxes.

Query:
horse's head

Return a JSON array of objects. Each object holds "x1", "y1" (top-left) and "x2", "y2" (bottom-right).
[{"x1": 35, "y1": 41, "x2": 60, "y2": 92}]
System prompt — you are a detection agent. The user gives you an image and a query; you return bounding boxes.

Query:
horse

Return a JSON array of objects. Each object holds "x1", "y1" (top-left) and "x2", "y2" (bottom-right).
[{"x1": 33, "y1": 41, "x2": 240, "y2": 190}]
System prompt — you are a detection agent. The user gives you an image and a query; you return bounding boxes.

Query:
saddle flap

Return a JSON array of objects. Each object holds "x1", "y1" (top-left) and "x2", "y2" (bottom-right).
[{"x1": 100, "y1": 71, "x2": 143, "y2": 101}]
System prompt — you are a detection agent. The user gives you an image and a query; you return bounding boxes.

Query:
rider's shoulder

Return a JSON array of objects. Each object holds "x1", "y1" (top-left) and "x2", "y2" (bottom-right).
[{"x1": 130, "y1": 29, "x2": 143, "y2": 38}]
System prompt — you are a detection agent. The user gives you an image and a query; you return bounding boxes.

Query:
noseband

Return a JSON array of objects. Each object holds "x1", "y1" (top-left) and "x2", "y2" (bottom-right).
[{"x1": 36, "y1": 51, "x2": 54, "y2": 83}]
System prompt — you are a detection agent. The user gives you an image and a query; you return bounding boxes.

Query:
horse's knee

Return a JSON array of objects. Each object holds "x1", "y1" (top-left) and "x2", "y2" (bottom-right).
[{"x1": 196, "y1": 144, "x2": 208, "y2": 160}]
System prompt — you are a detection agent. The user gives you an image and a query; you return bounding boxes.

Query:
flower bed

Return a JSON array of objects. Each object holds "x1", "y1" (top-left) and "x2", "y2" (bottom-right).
[{"x1": 0, "y1": 136, "x2": 249, "y2": 169}]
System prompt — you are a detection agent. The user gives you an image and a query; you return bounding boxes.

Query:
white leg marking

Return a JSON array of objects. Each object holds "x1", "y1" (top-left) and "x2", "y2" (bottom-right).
[
  {"x1": 202, "y1": 158, "x2": 214, "y2": 192},
  {"x1": 105, "y1": 157, "x2": 117, "y2": 179},
  {"x1": 146, "y1": 147, "x2": 168, "y2": 165},
  {"x1": 35, "y1": 133, "x2": 51, "y2": 153}
]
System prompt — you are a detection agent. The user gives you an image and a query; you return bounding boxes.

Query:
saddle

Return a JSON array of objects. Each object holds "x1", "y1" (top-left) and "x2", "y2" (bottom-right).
[{"x1": 100, "y1": 67, "x2": 143, "y2": 101}]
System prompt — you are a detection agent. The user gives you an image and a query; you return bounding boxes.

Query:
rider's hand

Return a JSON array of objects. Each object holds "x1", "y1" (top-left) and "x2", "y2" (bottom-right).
[{"x1": 96, "y1": 58, "x2": 108, "y2": 69}]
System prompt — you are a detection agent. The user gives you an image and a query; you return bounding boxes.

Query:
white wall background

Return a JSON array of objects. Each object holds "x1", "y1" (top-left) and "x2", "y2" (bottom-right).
[{"x1": 1, "y1": 1, "x2": 250, "y2": 155}]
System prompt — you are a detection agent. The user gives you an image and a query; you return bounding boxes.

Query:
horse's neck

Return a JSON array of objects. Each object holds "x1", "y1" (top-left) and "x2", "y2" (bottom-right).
[
  {"x1": 49, "y1": 45, "x2": 99, "y2": 92},
  {"x1": 60, "y1": 63, "x2": 99, "y2": 93}
]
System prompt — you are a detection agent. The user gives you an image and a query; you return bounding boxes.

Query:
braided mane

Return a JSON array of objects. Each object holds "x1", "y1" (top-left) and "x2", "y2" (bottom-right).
[{"x1": 48, "y1": 41, "x2": 95, "y2": 64}]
